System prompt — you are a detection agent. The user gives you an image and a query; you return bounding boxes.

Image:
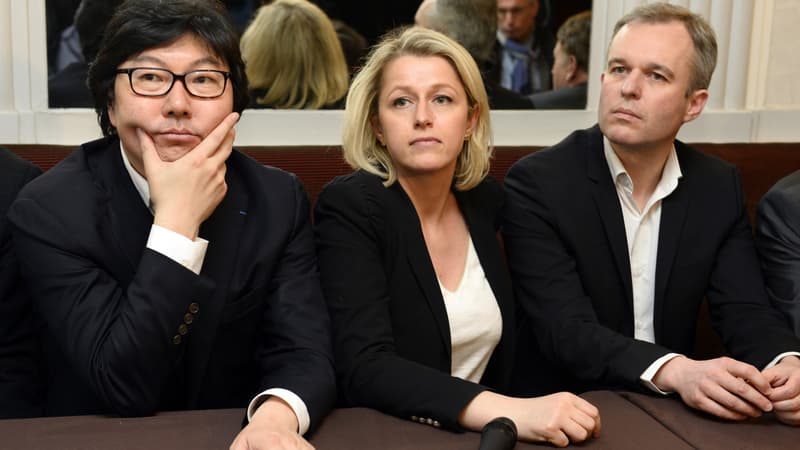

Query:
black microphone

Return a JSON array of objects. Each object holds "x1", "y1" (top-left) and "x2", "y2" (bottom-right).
[{"x1": 478, "y1": 417, "x2": 517, "y2": 450}]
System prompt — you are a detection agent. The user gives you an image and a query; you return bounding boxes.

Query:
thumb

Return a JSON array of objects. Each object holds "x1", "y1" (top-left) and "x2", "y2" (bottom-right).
[{"x1": 137, "y1": 128, "x2": 161, "y2": 176}]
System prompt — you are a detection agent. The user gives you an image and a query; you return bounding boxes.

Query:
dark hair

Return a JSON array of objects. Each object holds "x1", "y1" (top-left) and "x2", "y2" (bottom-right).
[
  {"x1": 88, "y1": 0, "x2": 249, "y2": 136},
  {"x1": 556, "y1": 10, "x2": 591, "y2": 73},
  {"x1": 74, "y1": 0, "x2": 124, "y2": 62}
]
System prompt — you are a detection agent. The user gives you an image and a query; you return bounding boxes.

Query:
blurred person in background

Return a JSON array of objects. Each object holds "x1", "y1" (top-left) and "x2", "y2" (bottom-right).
[
  {"x1": 529, "y1": 10, "x2": 590, "y2": 109},
  {"x1": 416, "y1": 0, "x2": 534, "y2": 109},
  {"x1": 241, "y1": 0, "x2": 349, "y2": 109}
]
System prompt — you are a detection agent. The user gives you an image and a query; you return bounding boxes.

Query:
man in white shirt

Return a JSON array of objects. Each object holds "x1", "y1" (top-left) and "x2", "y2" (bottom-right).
[
  {"x1": 503, "y1": 2, "x2": 800, "y2": 426},
  {"x1": 9, "y1": 1, "x2": 335, "y2": 448}
]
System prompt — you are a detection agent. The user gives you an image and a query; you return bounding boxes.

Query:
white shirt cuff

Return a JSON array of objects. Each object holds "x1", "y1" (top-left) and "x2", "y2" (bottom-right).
[
  {"x1": 146, "y1": 224, "x2": 208, "y2": 275},
  {"x1": 764, "y1": 352, "x2": 800, "y2": 369},
  {"x1": 246, "y1": 388, "x2": 310, "y2": 436},
  {"x1": 640, "y1": 352, "x2": 682, "y2": 394}
]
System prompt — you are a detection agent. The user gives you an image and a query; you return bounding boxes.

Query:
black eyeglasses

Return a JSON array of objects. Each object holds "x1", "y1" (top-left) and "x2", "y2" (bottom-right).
[{"x1": 115, "y1": 67, "x2": 231, "y2": 98}]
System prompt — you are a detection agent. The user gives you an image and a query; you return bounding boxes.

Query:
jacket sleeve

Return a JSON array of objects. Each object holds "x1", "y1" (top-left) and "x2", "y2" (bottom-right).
[
  {"x1": 314, "y1": 178, "x2": 485, "y2": 431},
  {"x1": 9, "y1": 195, "x2": 216, "y2": 416},
  {"x1": 253, "y1": 176, "x2": 336, "y2": 432},
  {"x1": 755, "y1": 186, "x2": 800, "y2": 335},
  {"x1": 0, "y1": 159, "x2": 44, "y2": 418}
]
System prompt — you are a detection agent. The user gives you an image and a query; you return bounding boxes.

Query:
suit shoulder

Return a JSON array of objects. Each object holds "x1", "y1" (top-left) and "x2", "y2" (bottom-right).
[
  {"x1": 318, "y1": 170, "x2": 387, "y2": 201},
  {"x1": 675, "y1": 142, "x2": 738, "y2": 177},
  {"x1": 508, "y1": 126, "x2": 597, "y2": 179},
  {"x1": 15, "y1": 144, "x2": 96, "y2": 204}
]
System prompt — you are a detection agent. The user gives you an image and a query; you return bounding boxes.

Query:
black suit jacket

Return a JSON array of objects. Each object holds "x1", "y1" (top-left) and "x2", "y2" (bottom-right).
[
  {"x1": 314, "y1": 171, "x2": 514, "y2": 430},
  {"x1": 9, "y1": 136, "x2": 336, "y2": 427},
  {"x1": 48, "y1": 62, "x2": 92, "y2": 108},
  {"x1": 503, "y1": 125, "x2": 800, "y2": 394},
  {"x1": 529, "y1": 83, "x2": 587, "y2": 110},
  {"x1": 756, "y1": 169, "x2": 800, "y2": 335},
  {"x1": 0, "y1": 148, "x2": 42, "y2": 418}
]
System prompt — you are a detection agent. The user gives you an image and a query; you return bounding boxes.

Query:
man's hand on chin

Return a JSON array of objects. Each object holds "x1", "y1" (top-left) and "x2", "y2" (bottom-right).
[
  {"x1": 763, "y1": 355, "x2": 800, "y2": 426},
  {"x1": 143, "y1": 112, "x2": 239, "y2": 240},
  {"x1": 229, "y1": 397, "x2": 313, "y2": 450}
]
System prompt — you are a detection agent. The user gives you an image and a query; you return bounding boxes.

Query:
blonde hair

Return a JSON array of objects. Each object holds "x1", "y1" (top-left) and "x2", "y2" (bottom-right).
[
  {"x1": 342, "y1": 26, "x2": 492, "y2": 191},
  {"x1": 240, "y1": 0, "x2": 349, "y2": 109}
]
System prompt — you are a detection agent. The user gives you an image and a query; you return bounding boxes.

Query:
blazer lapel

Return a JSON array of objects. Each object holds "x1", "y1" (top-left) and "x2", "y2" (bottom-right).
[
  {"x1": 186, "y1": 163, "x2": 248, "y2": 406},
  {"x1": 394, "y1": 185, "x2": 453, "y2": 357},
  {"x1": 90, "y1": 139, "x2": 153, "y2": 281},
  {"x1": 585, "y1": 128, "x2": 634, "y2": 309},
  {"x1": 653, "y1": 147, "x2": 689, "y2": 341}
]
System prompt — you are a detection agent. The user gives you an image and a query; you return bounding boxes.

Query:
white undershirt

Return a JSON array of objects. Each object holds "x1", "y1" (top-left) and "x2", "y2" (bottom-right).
[{"x1": 439, "y1": 236, "x2": 502, "y2": 383}]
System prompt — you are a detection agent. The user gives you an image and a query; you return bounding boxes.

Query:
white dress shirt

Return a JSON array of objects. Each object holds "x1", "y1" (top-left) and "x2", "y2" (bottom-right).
[{"x1": 119, "y1": 144, "x2": 310, "y2": 434}]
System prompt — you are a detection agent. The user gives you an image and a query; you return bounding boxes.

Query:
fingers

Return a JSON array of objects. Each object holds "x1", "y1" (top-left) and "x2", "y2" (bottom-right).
[
  {"x1": 197, "y1": 112, "x2": 240, "y2": 159},
  {"x1": 137, "y1": 128, "x2": 161, "y2": 173},
  {"x1": 774, "y1": 409, "x2": 800, "y2": 426},
  {"x1": 724, "y1": 359, "x2": 772, "y2": 396},
  {"x1": 691, "y1": 384, "x2": 751, "y2": 420},
  {"x1": 717, "y1": 369, "x2": 773, "y2": 414}
]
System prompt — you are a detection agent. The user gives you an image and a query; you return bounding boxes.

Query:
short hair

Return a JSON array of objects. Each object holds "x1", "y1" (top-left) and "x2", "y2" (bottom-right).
[
  {"x1": 240, "y1": 0, "x2": 349, "y2": 109},
  {"x1": 88, "y1": 0, "x2": 249, "y2": 136},
  {"x1": 343, "y1": 26, "x2": 492, "y2": 191},
  {"x1": 612, "y1": 2, "x2": 717, "y2": 94},
  {"x1": 427, "y1": 0, "x2": 497, "y2": 63},
  {"x1": 74, "y1": 0, "x2": 124, "y2": 62},
  {"x1": 557, "y1": 10, "x2": 591, "y2": 73}
]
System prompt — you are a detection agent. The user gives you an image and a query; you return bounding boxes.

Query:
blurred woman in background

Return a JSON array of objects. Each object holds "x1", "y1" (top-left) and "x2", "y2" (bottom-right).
[{"x1": 240, "y1": 0, "x2": 349, "y2": 109}]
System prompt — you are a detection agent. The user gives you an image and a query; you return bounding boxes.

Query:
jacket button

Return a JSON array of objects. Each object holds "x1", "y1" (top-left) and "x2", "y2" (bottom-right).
[
  {"x1": 188, "y1": 303, "x2": 200, "y2": 314},
  {"x1": 172, "y1": 335, "x2": 182, "y2": 345},
  {"x1": 178, "y1": 324, "x2": 188, "y2": 335},
  {"x1": 433, "y1": 420, "x2": 441, "y2": 428},
  {"x1": 184, "y1": 313, "x2": 194, "y2": 325},
  {"x1": 410, "y1": 416, "x2": 418, "y2": 421}
]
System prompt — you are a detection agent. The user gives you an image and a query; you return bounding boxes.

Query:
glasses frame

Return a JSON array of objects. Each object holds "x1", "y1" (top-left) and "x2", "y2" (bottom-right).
[{"x1": 114, "y1": 67, "x2": 231, "y2": 98}]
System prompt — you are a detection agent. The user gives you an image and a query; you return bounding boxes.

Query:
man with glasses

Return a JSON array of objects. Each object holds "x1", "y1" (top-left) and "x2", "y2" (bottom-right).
[{"x1": 9, "y1": 1, "x2": 335, "y2": 448}]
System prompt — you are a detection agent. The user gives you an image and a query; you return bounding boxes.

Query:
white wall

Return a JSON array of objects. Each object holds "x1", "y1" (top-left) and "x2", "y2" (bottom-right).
[{"x1": 1, "y1": 0, "x2": 799, "y2": 146}]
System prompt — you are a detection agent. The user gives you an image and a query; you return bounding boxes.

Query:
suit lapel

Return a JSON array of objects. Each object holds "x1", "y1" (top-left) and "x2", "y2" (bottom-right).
[
  {"x1": 394, "y1": 184, "x2": 453, "y2": 357},
  {"x1": 585, "y1": 128, "x2": 634, "y2": 309},
  {"x1": 186, "y1": 160, "x2": 248, "y2": 405},
  {"x1": 653, "y1": 147, "x2": 689, "y2": 341},
  {"x1": 90, "y1": 138, "x2": 153, "y2": 282}
]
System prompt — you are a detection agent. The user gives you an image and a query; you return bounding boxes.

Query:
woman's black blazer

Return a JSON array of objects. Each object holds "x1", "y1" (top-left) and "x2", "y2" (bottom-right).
[{"x1": 314, "y1": 170, "x2": 515, "y2": 430}]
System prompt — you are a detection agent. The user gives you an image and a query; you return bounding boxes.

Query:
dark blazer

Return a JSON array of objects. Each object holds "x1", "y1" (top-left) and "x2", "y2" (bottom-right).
[
  {"x1": 9, "y1": 136, "x2": 336, "y2": 427},
  {"x1": 529, "y1": 82, "x2": 587, "y2": 110},
  {"x1": 314, "y1": 171, "x2": 514, "y2": 430},
  {"x1": 756, "y1": 169, "x2": 800, "y2": 335},
  {"x1": 0, "y1": 148, "x2": 42, "y2": 418},
  {"x1": 503, "y1": 125, "x2": 800, "y2": 395},
  {"x1": 48, "y1": 62, "x2": 92, "y2": 108}
]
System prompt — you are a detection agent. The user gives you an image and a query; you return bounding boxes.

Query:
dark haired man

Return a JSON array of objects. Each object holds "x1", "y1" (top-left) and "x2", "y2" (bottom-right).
[
  {"x1": 529, "y1": 10, "x2": 590, "y2": 109},
  {"x1": 504, "y1": 3, "x2": 800, "y2": 426},
  {"x1": 10, "y1": 1, "x2": 335, "y2": 448}
]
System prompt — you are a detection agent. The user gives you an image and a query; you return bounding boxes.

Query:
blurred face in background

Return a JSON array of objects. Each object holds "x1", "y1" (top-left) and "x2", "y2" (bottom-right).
[{"x1": 497, "y1": 0, "x2": 538, "y2": 42}]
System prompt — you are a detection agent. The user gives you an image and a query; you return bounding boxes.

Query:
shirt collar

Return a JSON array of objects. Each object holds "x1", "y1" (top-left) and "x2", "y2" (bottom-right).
[
  {"x1": 603, "y1": 136, "x2": 683, "y2": 199},
  {"x1": 119, "y1": 140, "x2": 152, "y2": 211}
]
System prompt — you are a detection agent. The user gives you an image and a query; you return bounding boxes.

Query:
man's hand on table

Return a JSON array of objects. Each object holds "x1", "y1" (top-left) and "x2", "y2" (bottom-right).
[{"x1": 230, "y1": 397, "x2": 313, "y2": 450}]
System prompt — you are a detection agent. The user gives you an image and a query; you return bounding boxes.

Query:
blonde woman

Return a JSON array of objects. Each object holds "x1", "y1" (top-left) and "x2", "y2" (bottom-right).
[
  {"x1": 314, "y1": 26, "x2": 601, "y2": 447},
  {"x1": 240, "y1": 0, "x2": 348, "y2": 109}
]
